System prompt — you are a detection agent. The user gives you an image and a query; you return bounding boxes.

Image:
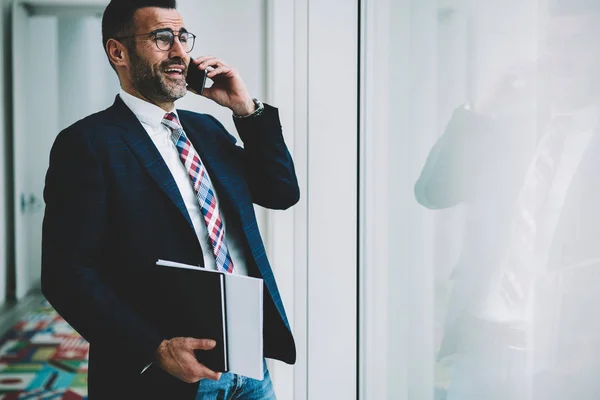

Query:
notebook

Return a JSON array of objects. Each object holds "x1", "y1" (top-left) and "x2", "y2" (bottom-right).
[{"x1": 155, "y1": 259, "x2": 264, "y2": 380}]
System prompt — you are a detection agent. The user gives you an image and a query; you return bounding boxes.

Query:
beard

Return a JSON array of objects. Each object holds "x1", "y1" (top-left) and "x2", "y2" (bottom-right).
[{"x1": 129, "y1": 48, "x2": 188, "y2": 103}]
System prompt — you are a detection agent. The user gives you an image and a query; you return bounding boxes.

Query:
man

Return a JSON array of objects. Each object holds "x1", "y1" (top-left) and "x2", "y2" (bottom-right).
[
  {"x1": 41, "y1": 0, "x2": 298, "y2": 398},
  {"x1": 416, "y1": 0, "x2": 600, "y2": 398}
]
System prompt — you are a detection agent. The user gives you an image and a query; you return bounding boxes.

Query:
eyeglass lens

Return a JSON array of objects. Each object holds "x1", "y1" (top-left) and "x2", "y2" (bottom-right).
[{"x1": 155, "y1": 31, "x2": 194, "y2": 52}]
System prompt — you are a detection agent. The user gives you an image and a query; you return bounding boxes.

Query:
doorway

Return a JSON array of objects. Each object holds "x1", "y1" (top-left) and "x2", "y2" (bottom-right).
[{"x1": 11, "y1": 0, "x2": 117, "y2": 299}]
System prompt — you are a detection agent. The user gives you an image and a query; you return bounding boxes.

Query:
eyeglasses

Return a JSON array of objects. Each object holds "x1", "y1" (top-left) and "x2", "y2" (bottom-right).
[{"x1": 116, "y1": 29, "x2": 196, "y2": 53}]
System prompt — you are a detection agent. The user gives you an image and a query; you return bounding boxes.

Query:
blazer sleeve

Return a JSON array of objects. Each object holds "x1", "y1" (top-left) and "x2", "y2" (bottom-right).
[
  {"x1": 41, "y1": 126, "x2": 164, "y2": 372},
  {"x1": 208, "y1": 104, "x2": 300, "y2": 210},
  {"x1": 414, "y1": 106, "x2": 501, "y2": 209}
]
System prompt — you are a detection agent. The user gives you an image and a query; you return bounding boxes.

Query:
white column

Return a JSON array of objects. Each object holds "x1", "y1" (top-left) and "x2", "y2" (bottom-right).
[
  {"x1": 359, "y1": 0, "x2": 392, "y2": 397},
  {"x1": 267, "y1": 0, "x2": 359, "y2": 397},
  {"x1": 395, "y1": 1, "x2": 437, "y2": 397},
  {"x1": 264, "y1": 0, "x2": 309, "y2": 398},
  {"x1": 306, "y1": 0, "x2": 358, "y2": 399}
]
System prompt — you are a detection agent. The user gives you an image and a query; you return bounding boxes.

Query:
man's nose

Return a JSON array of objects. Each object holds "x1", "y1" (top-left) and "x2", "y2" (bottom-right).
[{"x1": 169, "y1": 36, "x2": 188, "y2": 60}]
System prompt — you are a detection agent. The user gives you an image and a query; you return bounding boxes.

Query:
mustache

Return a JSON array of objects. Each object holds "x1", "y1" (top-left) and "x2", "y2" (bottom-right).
[{"x1": 160, "y1": 58, "x2": 187, "y2": 73}]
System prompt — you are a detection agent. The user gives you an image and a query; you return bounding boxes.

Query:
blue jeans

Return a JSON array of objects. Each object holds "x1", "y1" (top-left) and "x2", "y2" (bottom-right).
[{"x1": 195, "y1": 361, "x2": 276, "y2": 400}]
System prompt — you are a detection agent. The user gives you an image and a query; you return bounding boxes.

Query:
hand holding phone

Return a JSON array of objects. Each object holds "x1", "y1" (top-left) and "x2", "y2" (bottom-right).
[{"x1": 186, "y1": 56, "x2": 254, "y2": 115}]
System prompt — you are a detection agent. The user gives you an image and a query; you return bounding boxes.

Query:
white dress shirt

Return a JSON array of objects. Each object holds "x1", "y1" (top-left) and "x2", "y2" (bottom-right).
[{"x1": 119, "y1": 89, "x2": 249, "y2": 277}]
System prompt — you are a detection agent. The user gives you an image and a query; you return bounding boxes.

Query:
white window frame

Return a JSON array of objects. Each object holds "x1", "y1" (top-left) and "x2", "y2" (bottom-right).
[
  {"x1": 359, "y1": 0, "x2": 438, "y2": 399},
  {"x1": 266, "y1": 0, "x2": 359, "y2": 399}
]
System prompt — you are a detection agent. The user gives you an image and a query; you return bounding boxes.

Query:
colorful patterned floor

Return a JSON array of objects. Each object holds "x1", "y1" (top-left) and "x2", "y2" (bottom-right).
[{"x1": 0, "y1": 301, "x2": 88, "y2": 399}]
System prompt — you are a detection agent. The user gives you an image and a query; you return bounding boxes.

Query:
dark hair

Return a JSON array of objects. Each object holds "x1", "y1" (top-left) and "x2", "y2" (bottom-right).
[{"x1": 101, "y1": 0, "x2": 177, "y2": 65}]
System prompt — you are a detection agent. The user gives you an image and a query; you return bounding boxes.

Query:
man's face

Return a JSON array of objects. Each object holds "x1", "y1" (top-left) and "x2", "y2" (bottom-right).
[
  {"x1": 126, "y1": 7, "x2": 191, "y2": 104},
  {"x1": 539, "y1": 14, "x2": 600, "y2": 107}
]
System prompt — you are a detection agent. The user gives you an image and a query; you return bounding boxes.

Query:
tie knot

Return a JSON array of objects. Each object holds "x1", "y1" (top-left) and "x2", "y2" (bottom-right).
[{"x1": 162, "y1": 112, "x2": 181, "y2": 131}]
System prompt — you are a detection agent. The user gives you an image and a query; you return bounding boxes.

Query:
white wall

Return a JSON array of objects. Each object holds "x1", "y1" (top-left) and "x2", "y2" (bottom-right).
[{"x1": 58, "y1": 15, "x2": 117, "y2": 130}]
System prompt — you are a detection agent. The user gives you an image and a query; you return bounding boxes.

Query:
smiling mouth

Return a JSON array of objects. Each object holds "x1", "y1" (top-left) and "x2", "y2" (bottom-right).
[{"x1": 163, "y1": 68, "x2": 185, "y2": 78}]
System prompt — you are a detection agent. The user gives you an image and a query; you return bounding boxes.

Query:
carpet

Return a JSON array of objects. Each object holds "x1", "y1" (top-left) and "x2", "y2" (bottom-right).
[{"x1": 0, "y1": 301, "x2": 88, "y2": 399}]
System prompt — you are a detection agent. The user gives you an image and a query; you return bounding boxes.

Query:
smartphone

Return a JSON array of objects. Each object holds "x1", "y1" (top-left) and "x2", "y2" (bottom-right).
[{"x1": 186, "y1": 62, "x2": 207, "y2": 95}]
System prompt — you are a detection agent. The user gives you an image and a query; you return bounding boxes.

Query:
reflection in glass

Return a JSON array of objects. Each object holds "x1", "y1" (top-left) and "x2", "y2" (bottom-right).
[{"x1": 413, "y1": 0, "x2": 600, "y2": 398}]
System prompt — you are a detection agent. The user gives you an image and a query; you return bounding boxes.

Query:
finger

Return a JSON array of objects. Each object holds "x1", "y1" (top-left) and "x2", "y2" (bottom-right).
[
  {"x1": 196, "y1": 364, "x2": 222, "y2": 381},
  {"x1": 189, "y1": 338, "x2": 217, "y2": 350},
  {"x1": 187, "y1": 62, "x2": 214, "y2": 77},
  {"x1": 189, "y1": 57, "x2": 215, "y2": 70},
  {"x1": 183, "y1": 355, "x2": 222, "y2": 381},
  {"x1": 188, "y1": 361, "x2": 220, "y2": 381},
  {"x1": 198, "y1": 57, "x2": 227, "y2": 71},
  {"x1": 190, "y1": 57, "x2": 216, "y2": 68},
  {"x1": 189, "y1": 58, "x2": 204, "y2": 68},
  {"x1": 194, "y1": 56, "x2": 219, "y2": 66},
  {"x1": 206, "y1": 65, "x2": 233, "y2": 79},
  {"x1": 193, "y1": 55, "x2": 217, "y2": 64}
]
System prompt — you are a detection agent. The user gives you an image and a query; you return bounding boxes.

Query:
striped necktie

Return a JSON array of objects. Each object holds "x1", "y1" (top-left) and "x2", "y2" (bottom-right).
[{"x1": 162, "y1": 112, "x2": 235, "y2": 273}]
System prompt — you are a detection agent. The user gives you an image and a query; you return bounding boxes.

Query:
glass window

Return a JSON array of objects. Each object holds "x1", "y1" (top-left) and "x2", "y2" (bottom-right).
[{"x1": 362, "y1": 0, "x2": 600, "y2": 398}]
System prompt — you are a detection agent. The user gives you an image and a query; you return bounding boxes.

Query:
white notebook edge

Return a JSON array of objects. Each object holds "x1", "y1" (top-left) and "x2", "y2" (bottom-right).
[
  {"x1": 156, "y1": 259, "x2": 263, "y2": 282},
  {"x1": 156, "y1": 260, "x2": 264, "y2": 284},
  {"x1": 157, "y1": 259, "x2": 217, "y2": 272}
]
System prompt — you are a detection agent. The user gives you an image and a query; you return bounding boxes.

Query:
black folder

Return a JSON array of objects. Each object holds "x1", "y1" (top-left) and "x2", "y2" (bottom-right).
[{"x1": 152, "y1": 263, "x2": 228, "y2": 372}]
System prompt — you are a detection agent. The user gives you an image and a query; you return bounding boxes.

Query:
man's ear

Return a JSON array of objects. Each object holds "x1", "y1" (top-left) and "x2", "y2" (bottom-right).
[{"x1": 106, "y1": 39, "x2": 128, "y2": 68}]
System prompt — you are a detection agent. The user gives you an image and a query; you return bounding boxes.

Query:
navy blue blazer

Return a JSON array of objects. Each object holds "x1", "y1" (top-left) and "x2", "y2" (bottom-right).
[{"x1": 41, "y1": 95, "x2": 299, "y2": 399}]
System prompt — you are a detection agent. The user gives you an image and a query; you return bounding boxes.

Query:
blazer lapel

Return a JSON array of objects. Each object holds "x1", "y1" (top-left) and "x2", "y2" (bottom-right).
[{"x1": 108, "y1": 96, "x2": 195, "y2": 232}]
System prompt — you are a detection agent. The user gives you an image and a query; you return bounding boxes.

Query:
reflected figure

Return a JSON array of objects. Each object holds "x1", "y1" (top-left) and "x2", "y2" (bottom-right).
[{"x1": 416, "y1": 1, "x2": 600, "y2": 398}]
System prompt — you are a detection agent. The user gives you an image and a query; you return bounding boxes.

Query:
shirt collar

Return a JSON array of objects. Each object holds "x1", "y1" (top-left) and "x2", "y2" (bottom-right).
[{"x1": 119, "y1": 88, "x2": 179, "y2": 130}]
